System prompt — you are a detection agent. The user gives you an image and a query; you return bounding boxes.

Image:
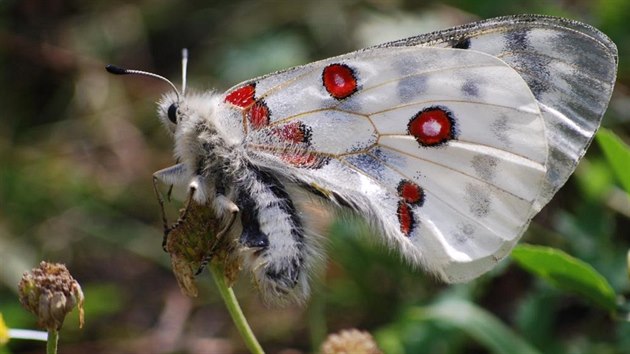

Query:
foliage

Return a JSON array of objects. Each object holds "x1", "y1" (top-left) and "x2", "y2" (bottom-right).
[
  {"x1": 511, "y1": 244, "x2": 618, "y2": 312},
  {"x1": 1, "y1": 0, "x2": 629, "y2": 353}
]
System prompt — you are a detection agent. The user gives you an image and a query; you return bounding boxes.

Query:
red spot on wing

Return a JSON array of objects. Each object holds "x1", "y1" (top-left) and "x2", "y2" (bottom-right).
[
  {"x1": 408, "y1": 106, "x2": 456, "y2": 146},
  {"x1": 397, "y1": 202, "x2": 414, "y2": 236},
  {"x1": 225, "y1": 84, "x2": 256, "y2": 108},
  {"x1": 280, "y1": 151, "x2": 327, "y2": 169},
  {"x1": 398, "y1": 180, "x2": 424, "y2": 206},
  {"x1": 248, "y1": 101, "x2": 270, "y2": 129},
  {"x1": 322, "y1": 63, "x2": 358, "y2": 99},
  {"x1": 272, "y1": 122, "x2": 312, "y2": 144}
]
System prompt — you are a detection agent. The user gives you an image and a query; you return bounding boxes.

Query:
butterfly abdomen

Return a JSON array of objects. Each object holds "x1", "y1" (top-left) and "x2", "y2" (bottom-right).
[{"x1": 235, "y1": 164, "x2": 312, "y2": 303}]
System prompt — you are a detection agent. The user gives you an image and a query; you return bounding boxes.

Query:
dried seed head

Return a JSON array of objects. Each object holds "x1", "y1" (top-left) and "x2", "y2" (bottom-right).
[
  {"x1": 18, "y1": 262, "x2": 84, "y2": 331},
  {"x1": 165, "y1": 200, "x2": 242, "y2": 297},
  {"x1": 320, "y1": 329, "x2": 383, "y2": 354}
]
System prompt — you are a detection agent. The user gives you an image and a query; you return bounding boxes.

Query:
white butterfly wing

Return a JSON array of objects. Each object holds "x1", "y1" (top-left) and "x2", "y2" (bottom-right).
[
  {"x1": 218, "y1": 46, "x2": 545, "y2": 281},
  {"x1": 214, "y1": 15, "x2": 617, "y2": 282},
  {"x1": 382, "y1": 14, "x2": 618, "y2": 211}
]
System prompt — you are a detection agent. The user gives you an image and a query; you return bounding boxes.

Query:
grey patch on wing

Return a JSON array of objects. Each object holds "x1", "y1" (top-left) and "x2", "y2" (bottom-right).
[
  {"x1": 503, "y1": 29, "x2": 552, "y2": 97},
  {"x1": 491, "y1": 115, "x2": 511, "y2": 148},
  {"x1": 505, "y1": 29, "x2": 530, "y2": 51},
  {"x1": 471, "y1": 155, "x2": 498, "y2": 181},
  {"x1": 511, "y1": 55, "x2": 552, "y2": 98},
  {"x1": 345, "y1": 153, "x2": 387, "y2": 181},
  {"x1": 462, "y1": 223, "x2": 475, "y2": 235},
  {"x1": 397, "y1": 75, "x2": 428, "y2": 103},
  {"x1": 554, "y1": 32, "x2": 612, "y2": 80},
  {"x1": 464, "y1": 183, "x2": 491, "y2": 218},
  {"x1": 336, "y1": 93, "x2": 362, "y2": 112},
  {"x1": 391, "y1": 55, "x2": 422, "y2": 76},
  {"x1": 461, "y1": 78, "x2": 480, "y2": 97},
  {"x1": 348, "y1": 133, "x2": 378, "y2": 153},
  {"x1": 453, "y1": 222, "x2": 476, "y2": 244},
  {"x1": 371, "y1": 146, "x2": 406, "y2": 169}
]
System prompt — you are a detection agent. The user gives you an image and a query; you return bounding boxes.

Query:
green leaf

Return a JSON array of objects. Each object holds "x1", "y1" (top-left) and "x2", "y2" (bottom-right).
[
  {"x1": 597, "y1": 128, "x2": 630, "y2": 194},
  {"x1": 403, "y1": 299, "x2": 542, "y2": 354},
  {"x1": 512, "y1": 244, "x2": 617, "y2": 311}
]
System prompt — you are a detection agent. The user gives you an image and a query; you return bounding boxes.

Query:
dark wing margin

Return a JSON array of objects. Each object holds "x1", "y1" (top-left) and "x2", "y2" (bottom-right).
[{"x1": 378, "y1": 15, "x2": 617, "y2": 58}]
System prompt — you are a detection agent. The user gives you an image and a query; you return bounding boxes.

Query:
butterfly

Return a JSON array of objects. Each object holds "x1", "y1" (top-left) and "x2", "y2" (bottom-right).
[{"x1": 107, "y1": 14, "x2": 617, "y2": 304}]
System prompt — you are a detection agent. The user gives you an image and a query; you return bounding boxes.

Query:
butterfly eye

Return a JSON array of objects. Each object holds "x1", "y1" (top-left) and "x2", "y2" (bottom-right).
[{"x1": 167, "y1": 103, "x2": 178, "y2": 124}]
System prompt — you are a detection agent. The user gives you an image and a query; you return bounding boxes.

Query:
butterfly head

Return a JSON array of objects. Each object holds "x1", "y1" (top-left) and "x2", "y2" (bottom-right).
[
  {"x1": 106, "y1": 49, "x2": 197, "y2": 136},
  {"x1": 157, "y1": 92, "x2": 184, "y2": 134}
]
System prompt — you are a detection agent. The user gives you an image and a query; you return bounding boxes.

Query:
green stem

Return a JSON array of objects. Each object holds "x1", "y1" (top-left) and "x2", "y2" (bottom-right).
[
  {"x1": 46, "y1": 329, "x2": 58, "y2": 354},
  {"x1": 210, "y1": 263, "x2": 265, "y2": 354}
]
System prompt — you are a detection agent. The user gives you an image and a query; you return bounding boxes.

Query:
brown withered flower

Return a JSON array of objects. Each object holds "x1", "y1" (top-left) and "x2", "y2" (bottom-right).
[
  {"x1": 164, "y1": 199, "x2": 242, "y2": 297},
  {"x1": 18, "y1": 262, "x2": 84, "y2": 331}
]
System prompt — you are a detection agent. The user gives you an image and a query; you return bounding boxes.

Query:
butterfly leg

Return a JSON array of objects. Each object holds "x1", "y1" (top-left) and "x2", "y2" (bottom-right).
[{"x1": 153, "y1": 163, "x2": 190, "y2": 250}]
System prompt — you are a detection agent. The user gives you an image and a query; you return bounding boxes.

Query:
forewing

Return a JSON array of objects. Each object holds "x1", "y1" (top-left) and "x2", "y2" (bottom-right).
[{"x1": 218, "y1": 45, "x2": 548, "y2": 282}]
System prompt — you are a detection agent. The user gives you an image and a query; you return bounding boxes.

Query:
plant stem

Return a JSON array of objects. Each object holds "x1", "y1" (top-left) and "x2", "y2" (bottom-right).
[
  {"x1": 210, "y1": 263, "x2": 265, "y2": 354},
  {"x1": 46, "y1": 329, "x2": 58, "y2": 354}
]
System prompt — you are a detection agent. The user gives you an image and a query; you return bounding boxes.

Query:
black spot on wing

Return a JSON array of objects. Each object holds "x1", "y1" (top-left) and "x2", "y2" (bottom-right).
[{"x1": 451, "y1": 37, "x2": 471, "y2": 49}]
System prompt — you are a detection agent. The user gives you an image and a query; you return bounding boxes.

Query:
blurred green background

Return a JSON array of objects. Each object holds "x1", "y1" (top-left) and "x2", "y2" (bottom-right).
[{"x1": 1, "y1": 0, "x2": 629, "y2": 353}]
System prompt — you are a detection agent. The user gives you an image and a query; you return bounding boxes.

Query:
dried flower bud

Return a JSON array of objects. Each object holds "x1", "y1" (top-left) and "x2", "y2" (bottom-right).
[
  {"x1": 320, "y1": 329, "x2": 383, "y2": 354},
  {"x1": 18, "y1": 262, "x2": 84, "y2": 331},
  {"x1": 165, "y1": 200, "x2": 242, "y2": 297}
]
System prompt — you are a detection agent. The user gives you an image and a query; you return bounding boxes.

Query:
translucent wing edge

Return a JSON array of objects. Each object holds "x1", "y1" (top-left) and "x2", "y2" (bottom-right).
[{"x1": 377, "y1": 14, "x2": 618, "y2": 60}]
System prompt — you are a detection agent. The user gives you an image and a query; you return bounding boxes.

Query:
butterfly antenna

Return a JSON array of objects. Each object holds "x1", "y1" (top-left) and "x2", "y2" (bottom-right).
[
  {"x1": 105, "y1": 64, "x2": 181, "y2": 101},
  {"x1": 181, "y1": 48, "x2": 188, "y2": 95}
]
